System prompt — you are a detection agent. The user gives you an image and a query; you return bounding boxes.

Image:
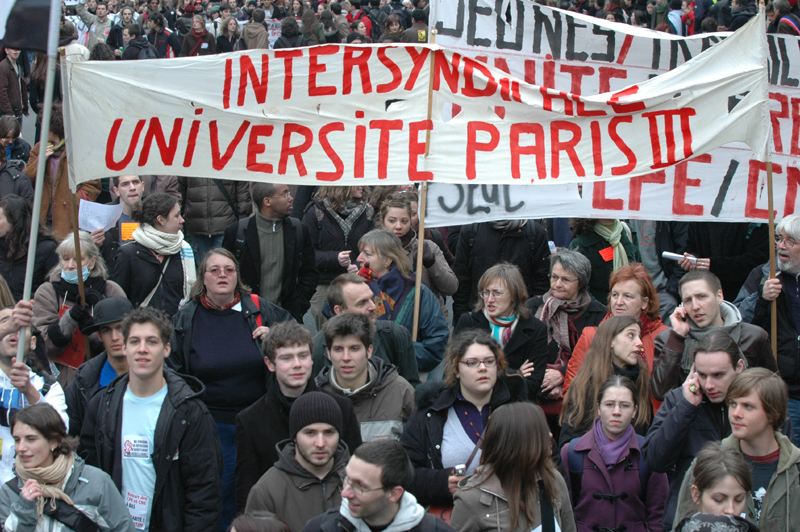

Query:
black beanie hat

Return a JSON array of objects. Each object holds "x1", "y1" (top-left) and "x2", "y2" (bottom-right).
[{"x1": 289, "y1": 392, "x2": 343, "y2": 438}]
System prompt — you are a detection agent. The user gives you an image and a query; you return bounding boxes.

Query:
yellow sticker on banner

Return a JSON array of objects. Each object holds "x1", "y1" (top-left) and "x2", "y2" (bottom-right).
[{"x1": 121, "y1": 223, "x2": 139, "y2": 241}]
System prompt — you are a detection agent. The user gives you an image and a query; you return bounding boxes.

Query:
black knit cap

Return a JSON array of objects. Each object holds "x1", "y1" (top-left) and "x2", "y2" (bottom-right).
[{"x1": 289, "y1": 392, "x2": 343, "y2": 438}]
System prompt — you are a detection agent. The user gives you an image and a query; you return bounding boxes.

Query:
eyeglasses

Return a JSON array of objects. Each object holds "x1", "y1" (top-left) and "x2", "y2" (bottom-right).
[
  {"x1": 549, "y1": 274, "x2": 578, "y2": 284},
  {"x1": 206, "y1": 266, "x2": 236, "y2": 276},
  {"x1": 776, "y1": 235, "x2": 799, "y2": 248},
  {"x1": 459, "y1": 358, "x2": 497, "y2": 368},
  {"x1": 342, "y1": 476, "x2": 384, "y2": 495},
  {"x1": 275, "y1": 353, "x2": 311, "y2": 363},
  {"x1": 272, "y1": 190, "x2": 292, "y2": 199},
  {"x1": 479, "y1": 290, "x2": 505, "y2": 300}
]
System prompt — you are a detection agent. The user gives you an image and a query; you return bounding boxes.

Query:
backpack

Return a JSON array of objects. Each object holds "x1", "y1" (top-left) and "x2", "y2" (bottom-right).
[
  {"x1": 462, "y1": 221, "x2": 546, "y2": 273},
  {"x1": 138, "y1": 42, "x2": 158, "y2": 59},
  {"x1": 390, "y1": 4, "x2": 409, "y2": 28},
  {"x1": 566, "y1": 434, "x2": 651, "y2": 504},
  {"x1": 367, "y1": 9, "x2": 386, "y2": 41}
]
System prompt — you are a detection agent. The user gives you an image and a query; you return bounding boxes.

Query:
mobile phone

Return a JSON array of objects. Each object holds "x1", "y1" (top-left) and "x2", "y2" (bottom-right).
[
  {"x1": 662, "y1": 251, "x2": 696, "y2": 264},
  {"x1": 454, "y1": 464, "x2": 466, "y2": 476}
]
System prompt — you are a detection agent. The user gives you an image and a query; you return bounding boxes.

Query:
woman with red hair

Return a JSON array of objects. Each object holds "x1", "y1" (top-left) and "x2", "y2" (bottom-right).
[{"x1": 564, "y1": 263, "x2": 668, "y2": 401}]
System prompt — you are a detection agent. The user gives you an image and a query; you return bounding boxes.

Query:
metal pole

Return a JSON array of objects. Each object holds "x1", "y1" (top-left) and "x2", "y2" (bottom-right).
[{"x1": 767, "y1": 161, "x2": 778, "y2": 360}]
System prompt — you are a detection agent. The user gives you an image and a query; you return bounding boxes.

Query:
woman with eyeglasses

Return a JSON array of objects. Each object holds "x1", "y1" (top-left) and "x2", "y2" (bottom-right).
[
  {"x1": 524, "y1": 250, "x2": 605, "y2": 422},
  {"x1": 454, "y1": 263, "x2": 547, "y2": 401},
  {"x1": 564, "y1": 263, "x2": 668, "y2": 408},
  {"x1": 559, "y1": 316, "x2": 653, "y2": 449},
  {"x1": 560, "y1": 375, "x2": 669, "y2": 532},
  {"x1": 399, "y1": 329, "x2": 528, "y2": 511},
  {"x1": 167, "y1": 248, "x2": 293, "y2": 530}
]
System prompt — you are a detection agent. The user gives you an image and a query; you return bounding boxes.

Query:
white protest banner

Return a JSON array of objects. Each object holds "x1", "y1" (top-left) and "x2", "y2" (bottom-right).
[
  {"x1": 426, "y1": 148, "x2": 800, "y2": 226},
  {"x1": 63, "y1": 16, "x2": 769, "y2": 189},
  {"x1": 266, "y1": 19, "x2": 281, "y2": 48}
]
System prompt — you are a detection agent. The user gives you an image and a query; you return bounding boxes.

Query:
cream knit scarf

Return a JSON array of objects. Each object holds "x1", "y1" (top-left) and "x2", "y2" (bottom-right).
[{"x1": 133, "y1": 224, "x2": 197, "y2": 305}]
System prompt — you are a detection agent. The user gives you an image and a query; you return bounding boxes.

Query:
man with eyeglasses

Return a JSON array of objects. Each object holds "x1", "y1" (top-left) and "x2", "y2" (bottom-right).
[
  {"x1": 235, "y1": 321, "x2": 361, "y2": 515},
  {"x1": 245, "y1": 392, "x2": 349, "y2": 532},
  {"x1": 223, "y1": 182, "x2": 318, "y2": 323},
  {"x1": 316, "y1": 313, "x2": 415, "y2": 442},
  {"x1": 735, "y1": 213, "x2": 800, "y2": 447},
  {"x1": 304, "y1": 440, "x2": 457, "y2": 532}
]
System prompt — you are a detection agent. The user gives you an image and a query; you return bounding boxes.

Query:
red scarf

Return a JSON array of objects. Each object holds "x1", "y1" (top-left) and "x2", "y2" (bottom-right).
[
  {"x1": 201, "y1": 292, "x2": 241, "y2": 311},
  {"x1": 189, "y1": 28, "x2": 208, "y2": 56}
]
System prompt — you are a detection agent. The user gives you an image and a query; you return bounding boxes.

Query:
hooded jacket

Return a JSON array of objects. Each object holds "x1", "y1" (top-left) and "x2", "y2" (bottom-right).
[
  {"x1": 78, "y1": 368, "x2": 223, "y2": 532},
  {"x1": 304, "y1": 492, "x2": 457, "y2": 532},
  {"x1": 451, "y1": 467, "x2": 577, "y2": 532},
  {"x1": 399, "y1": 374, "x2": 529, "y2": 507},
  {"x1": 65, "y1": 351, "x2": 112, "y2": 438},
  {"x1": 674, "y1": 432, "x2": 800, "y2": 532},
  {"x1": 0, "y1": 455, "x2": 136, "y2": 532},
  {"x1": 316, "y1": 357, "x2": 415, "y2": 442},
  {"x1": 643, "y1": 387, "x2": 731, "y2": 532},
  {"x1": 245, "y1": 440, "x2": 348, "y2": 532},
  {"x1": 650, "y1": 301, "x2": 776, "y2": 401},
  {"x1": 0, "y1": 161, "x2": 33, "y2": 206},
  {"x1": 241, "y1": 22, "x2": 270, "y2": 49}
]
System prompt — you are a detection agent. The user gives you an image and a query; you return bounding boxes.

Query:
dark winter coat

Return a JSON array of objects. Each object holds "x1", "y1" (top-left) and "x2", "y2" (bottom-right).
[
  {"x1": 654, "y1": 222, "x2": 689, "y2": 299},
  {"x1": 562, "y1": 429, "x2": 669, "y2": 532},
  {"x1": 121, "y1": 36, "x2": 150, "y2": 60},
  {"x1": 302, "y1": 199, "x2": 374, "y2": 284},
  {"x1": 399, "y1": 375, "x2": 529, "y2": 507},
  {"x1": 79, "y1": 369, "x2": 223, "y2": 532},
  {"x1": 234, "y1": 379, "x2": 362, "y2": 514},
  {"x1": 0, "y1": 57, "x2": 27, "y2": 117},
  {"x1": 64, "y1": 351, "x2": 111, "y2": 438},
  {"x1": 178, "y1": 177, "x2": 250, "y2": 237},
  {"x1": 568, "y1": 230, "x2": 640, "y2": 303},
  {"x1": 0, "y1": 162, "x2": 33, "y2": 204},
  {"x1": 0, "y1": 235, "x2": 57, "y2": 302},
  {"x1": 452, "y1": 221, "x2": 551, "y2": 319},
  {"x1": 454, "y1": 310, "x2": 548, "y2": 402},
  {"x1": 181, "y1": 30, "x2": 217, "y2": 56},
  {"x1": 111, "y1": 241, "x2": 185, "y2": 318},
  {"x1": 147, "y1": 28, "x2": 182, "y2": 58},
  {"x1": 221, "y1": 215, "x2": 318, "y2": 322},
  {"x1": 642, "y1": 388, "x2": 731, "y2": 532}
]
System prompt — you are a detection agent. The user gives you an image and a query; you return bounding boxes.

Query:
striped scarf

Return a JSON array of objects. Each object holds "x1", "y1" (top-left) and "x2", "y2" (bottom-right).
[{"x1": 483, "y1": 308, "x2": 518, "y2": 348}]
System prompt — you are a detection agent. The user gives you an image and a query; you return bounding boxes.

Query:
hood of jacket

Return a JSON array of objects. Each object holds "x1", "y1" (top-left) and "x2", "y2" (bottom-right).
[
  {"x1": 316, "y1": 357, "x2": 398, "y2": 399},
  {"x1": 339, "y1": 491, "x2": 425, "y2": 532},
  {"x1": 274, "y1": 439, "x2": 349, "y2": 486},
  {"x1": 242, "y1": 23, "x2": 267, "y2": 38},
  {"x1": 414, "y1": 372, "x2": 528, "y2": 412},
  {"x1": 722, "y1": 431, "x2": 800, "y2": 477},
  {"x1": 718, "y1": 300, "x2": 743, "y2": 327}
]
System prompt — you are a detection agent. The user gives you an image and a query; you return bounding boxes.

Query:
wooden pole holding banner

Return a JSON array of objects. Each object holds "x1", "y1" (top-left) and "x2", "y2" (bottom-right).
[
  {"x1": 69, "y1": 195, "x2": 91, "y2": 361},
  {"x1": 411, "y1": 30, "x2": 437, "y2": 343},
  {"x1": 767, "y1": 161, "x2": 778, "y2": 360}
]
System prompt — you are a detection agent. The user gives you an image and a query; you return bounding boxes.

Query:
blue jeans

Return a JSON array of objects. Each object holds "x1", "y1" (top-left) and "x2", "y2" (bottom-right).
[
  {"x1": 191, "y1": 234, "x2": 224, "y2": 264},
  {"x1": 216, "y1": 422, "x2": 236, "y2": 532},
  {"x1": 787, "y1": 398, "x2": 800, "y2": 448}
]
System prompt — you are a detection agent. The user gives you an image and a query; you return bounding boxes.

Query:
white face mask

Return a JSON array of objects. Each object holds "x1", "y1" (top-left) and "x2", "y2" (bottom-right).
[{"x1": 61, "y1": 265, "x2": 90, "y2": 284}]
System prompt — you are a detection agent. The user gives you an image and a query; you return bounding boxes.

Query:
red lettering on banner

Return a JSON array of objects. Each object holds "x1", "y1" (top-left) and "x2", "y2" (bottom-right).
[
  {"x1": 785, "y1": 166, "x2": 800, "y2": 215},
  {"x1": 278, "y1": 124, "x2": 313, "y2": 176},
  {"x1": 543, "y1": 60, "x2": 555, "y2": 88},
  {"x1": 524, "y1": 60, "x2": 536, "y2": 85},
  {"x1": 462, "y1": 57, "x2": 498, "y2": 98},
  {"x1": 404, "y1": 47, "x2": 430, "y2": 91},
  {"x1": 317, "y1": 122, "x2": 345, "y2": 181},
  {"x1": 551, "y1": 121, "x2": 585, "y2": 178},
  {"x1": 274, "y1": 49, "x2": 303, "y2": 100},
  {"x1": 607, "y1": 86, "x2": 646, "y2": 114},
  {"x1": 591, "y1": 121, "x2": 602, "y2": 176},
  {"x1": 408, "y1": 120, "x2": 433, "y2": 181},
  {"x1": 467, "y1": 122, "x2": 500, "y2": 180},
  {"x1": 343, "y1": 47, "x2": 372, "y2": 95},
  {"x1": 770, "y1": 92, "x2": 788, "y2": 153},
  {"x1": 609, "y1": 116, "x2": 636, "y2": 176},
  {"x1": 598, "y1": 66, "x2": 627, "y2": 94},
  {"x1": 791, "y1": 97, "x2": 800, "y2": 156},
  {"x1": 540, "y1": 87, "x2": 573, "y2": 115},
  {"x1": 745, "y1": 160, "x2": 780, "y2": 219},
  {"x1": 354, "y1": 112, "x2": 366, "y2": 178},
  {"x1": 617, "y1": 34, "x2": 634, "y2": 64},
  {"x1": 223, "y1": 58, "x2": 232, "y2": 109},
  {"x1": 560, "y1": 64, "x2": 594, "y2": 95},
  {"x1": 370, "y1": 120, "x2": 403, "y2": 179},
  {"x1": 434, "y1": 50, "x2": 460, "y2": 93},
  {"x1": 509, "y1": 123, "x2": 546, "y2": 180},
  {"x1": 138, "y1": 118, "x2": 182, "y2": 166},
  {"x1": 106, "y1": 119, "x2": 145, "y2": 171},
  {"x1": 376, "y1": 48, "x2": 402, "y2": 93},
  {"x1": 628, "y1": 170, "x2": 665, "y2": 211},
  {"x1": 672, "y1": 154, "x2": 711, "y2": 216},
  {"x1": 210, "y1": 120, "x2": 250, "y2": 171},
  {"x1": 238, "y1": 54, "x2": 269, "y2": 106},
  {"x1": 246, "y1": 124, "x2": 274, "y2": 174},
  {"x1": 643, "y1": 109, "x2": 696, "y2": 169},
  {"x1": 309, "y1": 46, "x2": 338, "y2": 97},
  {"x1": 575, "y1": 96, "x2": 606, "y2": 117},
  {"x1": 592, "y1": 181, "x2": 623, "y2": 210},
  {"x1": 182, "y1": 116, "x2": 201, "y2": 168}
]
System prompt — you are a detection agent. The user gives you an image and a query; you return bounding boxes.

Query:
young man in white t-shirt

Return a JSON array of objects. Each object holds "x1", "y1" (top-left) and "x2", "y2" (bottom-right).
[{"x1": 79, "y1": 306, "x2": 222, "y2": 532}]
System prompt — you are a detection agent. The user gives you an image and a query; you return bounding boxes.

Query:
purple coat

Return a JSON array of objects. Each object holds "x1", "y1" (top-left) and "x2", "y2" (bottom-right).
[{"x1": 561, "y1": 428, "x2": 669, "y2": 532}]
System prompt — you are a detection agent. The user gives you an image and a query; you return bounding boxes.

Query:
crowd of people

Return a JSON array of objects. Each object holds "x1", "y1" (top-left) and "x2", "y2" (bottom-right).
[{"x1": 0, "y1": 1, "x2": 798, "y2": 531}]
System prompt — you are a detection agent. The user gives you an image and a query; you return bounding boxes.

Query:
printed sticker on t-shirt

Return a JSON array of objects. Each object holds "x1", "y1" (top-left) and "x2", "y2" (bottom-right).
[
  {"x1": 123, "y1": 436, "x2": 150, "y2": 459},
  {"x1": 125, "y1": 491, "x2": 150, "y2": 530}
]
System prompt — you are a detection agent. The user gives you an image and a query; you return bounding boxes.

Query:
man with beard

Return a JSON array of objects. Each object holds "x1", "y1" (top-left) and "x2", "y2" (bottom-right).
[
  {"x1": 244, "y1": 392, "x2": 348, "y2": 532},
  {"x1": 736, "y1": 213, "x2": 800, "y2": 448}
]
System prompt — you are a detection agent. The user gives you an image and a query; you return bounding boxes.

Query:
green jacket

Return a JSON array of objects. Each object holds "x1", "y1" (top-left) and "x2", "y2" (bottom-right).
[
  {"x1": 674, "y1": 432, "x2": 800, "y2": 532},
  {"x1": 568, "y1": 228, "x2": 639, "y2": 303}
]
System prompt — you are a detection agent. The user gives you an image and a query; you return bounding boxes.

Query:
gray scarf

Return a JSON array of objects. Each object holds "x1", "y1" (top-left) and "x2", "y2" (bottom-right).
[
  {"x1": 324, "y1": 198, "x2": 368, "y2": 242},
  {"x1": 681, "y1": 301, "x2": 744, "y2": 372},
  {"x1": 489, "y1": 219, "x2": 527, "y2": 232}
]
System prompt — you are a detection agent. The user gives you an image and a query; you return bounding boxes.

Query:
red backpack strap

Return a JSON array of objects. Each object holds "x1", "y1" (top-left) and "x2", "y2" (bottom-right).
[{"x1": 250, "y1": 294, "x2": 263, "y2": 327}]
